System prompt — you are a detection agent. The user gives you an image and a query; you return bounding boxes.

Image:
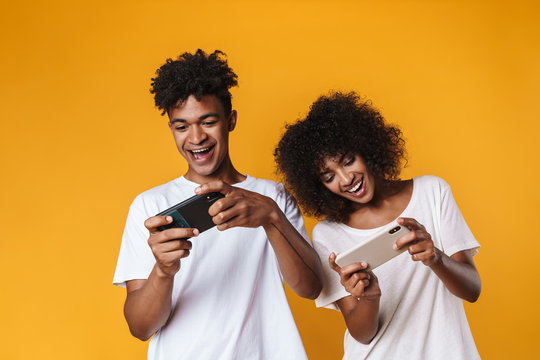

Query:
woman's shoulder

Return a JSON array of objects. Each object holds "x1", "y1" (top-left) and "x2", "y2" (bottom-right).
[
  {"x1": 413, "y1": 175, "x2": 451, "y2": 190},
  {"x1": 312, "y1": 218, "x2": 341, "y2": 235}
]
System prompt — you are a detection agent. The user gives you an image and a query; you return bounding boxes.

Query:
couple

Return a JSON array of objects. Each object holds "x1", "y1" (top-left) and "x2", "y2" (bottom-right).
[{"x1": 113, "y1": 50, "x2": 481, "y2": 360}]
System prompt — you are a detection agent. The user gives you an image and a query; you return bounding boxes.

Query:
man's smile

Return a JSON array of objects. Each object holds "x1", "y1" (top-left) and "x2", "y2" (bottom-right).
[{"x1": 187, "y1": 144, "x2": 215, "y2": 161}]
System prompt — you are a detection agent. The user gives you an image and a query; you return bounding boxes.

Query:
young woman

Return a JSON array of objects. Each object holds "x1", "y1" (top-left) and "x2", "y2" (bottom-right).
[{"x1": 274, "y1": 92, "x2": 481, "y2": 359}]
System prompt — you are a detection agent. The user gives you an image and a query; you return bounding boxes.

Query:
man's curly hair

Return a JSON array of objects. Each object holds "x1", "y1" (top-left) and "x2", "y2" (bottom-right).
[
  {"x1": 150, "y1": 49, "x2": 238, "y2": 116},
  {"x1": 274, "y1": 91, "x2": 406, "y2": 223}
]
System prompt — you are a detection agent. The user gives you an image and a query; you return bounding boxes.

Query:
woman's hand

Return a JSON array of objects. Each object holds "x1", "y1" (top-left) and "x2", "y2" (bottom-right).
[
  {"x1": 329, "y1": 252, "x2": 381, "y2": 300},
  {"x1": 395, "y1": 217, "x2": 441, "y2": 267}
]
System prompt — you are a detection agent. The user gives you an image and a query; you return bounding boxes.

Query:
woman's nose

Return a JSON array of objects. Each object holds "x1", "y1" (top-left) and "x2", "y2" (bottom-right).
[{"x1": 337, "y1": 169, "x2": 353, "y2": 187}]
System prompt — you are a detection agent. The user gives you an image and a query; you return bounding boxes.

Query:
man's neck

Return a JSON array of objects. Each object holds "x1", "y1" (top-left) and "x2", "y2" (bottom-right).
[{"x1": 184, "y1": 159, "x2": 246, "y2": 185}]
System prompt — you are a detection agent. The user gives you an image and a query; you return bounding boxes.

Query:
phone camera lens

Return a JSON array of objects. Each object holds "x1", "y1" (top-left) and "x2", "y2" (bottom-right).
[{"x1": 389, "y1": 226, "x2": 401, "y2": 234}]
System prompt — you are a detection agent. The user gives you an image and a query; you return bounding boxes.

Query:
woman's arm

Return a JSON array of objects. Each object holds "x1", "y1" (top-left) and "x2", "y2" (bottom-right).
[
  {"x1": 329, "y1": 253, "x2": 381, "y2": 344},
  {"x1": 395, "y1": 217, "x2": 481, "y2": 302}
]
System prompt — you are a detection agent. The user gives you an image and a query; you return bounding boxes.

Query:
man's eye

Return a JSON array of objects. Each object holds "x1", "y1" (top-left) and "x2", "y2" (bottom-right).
[
  {"x1": 203, "y1": 121, "x2": 216, "y2": 126},
  {"x1": 175, "y1": 126, "x2": 187, "y2": 131}
]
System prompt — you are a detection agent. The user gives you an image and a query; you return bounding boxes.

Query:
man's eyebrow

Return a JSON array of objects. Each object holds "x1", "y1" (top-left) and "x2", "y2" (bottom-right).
[
  {"x1": 199, "y1": 113, "x2": 219, "y2": 120},
  {"x1": 171, "y1": 113, "x2": 219, "y2": 124},
  {"x1": 170, "y1": 113, "x2": 219, "y2": 124}
]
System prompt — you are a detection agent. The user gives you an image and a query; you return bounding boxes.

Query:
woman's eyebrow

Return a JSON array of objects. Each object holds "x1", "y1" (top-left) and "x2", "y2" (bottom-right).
[{"x1": 319, "y1": 170, "x2": 329, "y2": 176}]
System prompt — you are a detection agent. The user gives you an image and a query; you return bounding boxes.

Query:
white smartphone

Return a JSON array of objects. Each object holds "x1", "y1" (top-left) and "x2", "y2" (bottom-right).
[{"x1": 335, "y1": 220, "x2": 411, "y2": 271}]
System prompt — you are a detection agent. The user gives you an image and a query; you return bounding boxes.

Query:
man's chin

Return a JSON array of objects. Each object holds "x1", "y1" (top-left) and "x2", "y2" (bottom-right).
[{"x1": 186, "y1": 164, "x2": 218, "y2": 179}]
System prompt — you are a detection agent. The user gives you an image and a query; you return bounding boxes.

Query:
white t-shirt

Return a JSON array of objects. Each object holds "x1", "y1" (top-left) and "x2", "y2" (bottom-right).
[
  {"x1": 113, "y1": 175, "x2": 308, "y2": 360},
  {"x1": 312, "y1": 175, "x2": 480, "y2": 360}
]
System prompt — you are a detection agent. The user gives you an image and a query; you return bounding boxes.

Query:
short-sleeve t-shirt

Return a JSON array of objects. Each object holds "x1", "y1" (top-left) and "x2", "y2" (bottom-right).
[
  {"x1": 312, "y1": 176, "x2": 480, "y2": 360},
  {"x1": 113, "y1": 175, "x2": 309, "y2": 360}
]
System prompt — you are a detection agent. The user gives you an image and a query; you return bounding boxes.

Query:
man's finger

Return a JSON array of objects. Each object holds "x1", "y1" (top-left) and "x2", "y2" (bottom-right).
[
  {"x1": 152, "y1": 227, "x2": 199, "y2": 243},
  {"x1": 145, "y1": 215, "x2": 174, "y2": 234},
  {"x1": 195, "y1": 180, "x2": 234, "y2": 196},
  {"x1": 156, "y1": 239, "x2": 193, "y2": 253},
  {"x1": 208, "y1": 196, "x2": 236, "y2": 217}
]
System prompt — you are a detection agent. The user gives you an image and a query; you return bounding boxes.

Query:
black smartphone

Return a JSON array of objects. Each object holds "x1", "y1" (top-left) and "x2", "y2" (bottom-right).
[{"x1": 156, "y1": 192, "x2": 225, "y2": 234}]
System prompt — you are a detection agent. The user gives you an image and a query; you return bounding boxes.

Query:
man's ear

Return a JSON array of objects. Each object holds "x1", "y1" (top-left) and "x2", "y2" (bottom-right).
[
  {"x1": 228, "y1": 110, "x2": 238, "y2": 132},
  {"x1": 167, "y1": 109, "x2": 174, "y2": 130}
]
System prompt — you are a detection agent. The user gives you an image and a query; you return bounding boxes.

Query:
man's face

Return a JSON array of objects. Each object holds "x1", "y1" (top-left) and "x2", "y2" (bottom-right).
[{"x1": 168, "y1": 95, "x2": 236, "y2": 183}]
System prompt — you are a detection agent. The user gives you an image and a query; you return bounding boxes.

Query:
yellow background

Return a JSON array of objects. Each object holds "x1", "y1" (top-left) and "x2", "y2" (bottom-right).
[{"x1": 1, "y1": 0, "x2": 539, "y2": 359}]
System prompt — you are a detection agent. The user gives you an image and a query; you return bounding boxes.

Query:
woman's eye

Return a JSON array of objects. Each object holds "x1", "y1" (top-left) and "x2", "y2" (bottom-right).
[
  {"x1": 344, "y1": 158, "x2": 354, "y2": 166},
  {"x1": 323, "y1": 175, "x2": 334, "y2": 183}
]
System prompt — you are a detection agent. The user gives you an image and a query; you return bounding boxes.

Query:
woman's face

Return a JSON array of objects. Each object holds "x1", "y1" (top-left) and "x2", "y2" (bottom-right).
[{"x1": 319, "y1": 153, "x2": 376, "y2": 205}]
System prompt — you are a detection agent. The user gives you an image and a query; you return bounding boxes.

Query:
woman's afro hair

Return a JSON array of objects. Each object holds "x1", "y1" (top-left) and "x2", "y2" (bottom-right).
[
  {"x1": 274, "y1": 91, "x2": 406, "y2": 222},
  {"x1": 150, "y1": 49, "x2": 238, "y2": 116}
]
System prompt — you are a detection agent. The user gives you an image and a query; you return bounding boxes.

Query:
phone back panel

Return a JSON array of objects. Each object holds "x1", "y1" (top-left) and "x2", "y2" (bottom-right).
[
  {"x1": 335, "y1": 222, "x2": 410, "y2": 271},
  {"x1": 156, "y1": 192, "x2": 224, "y2": 233}
]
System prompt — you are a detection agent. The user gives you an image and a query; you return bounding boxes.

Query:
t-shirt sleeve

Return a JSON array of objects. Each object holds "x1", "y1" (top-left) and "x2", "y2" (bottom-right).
[
  {"x1": 112, "y1": 195, "x2": 157, "y2": 287},
  {"x1": 312, "y1": 223, "x2": 350, "y2": 311},
  {"x1": 437, "y1": 178, "x2": 480, "y2": 256},
  {"x1": 276, "y1": 183, "x2": 310, "y2": 243}
]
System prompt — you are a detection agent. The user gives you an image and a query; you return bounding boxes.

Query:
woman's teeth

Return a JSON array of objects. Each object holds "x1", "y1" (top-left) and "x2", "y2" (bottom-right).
[{"x1": 346, "y1": 178, "x2": 363, "y2": 193}]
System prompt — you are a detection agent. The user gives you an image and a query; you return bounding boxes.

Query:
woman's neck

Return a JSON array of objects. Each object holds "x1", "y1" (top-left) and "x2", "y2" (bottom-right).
[{"x1": 346, "y1": 178, "x2": 413, "y2": 229}]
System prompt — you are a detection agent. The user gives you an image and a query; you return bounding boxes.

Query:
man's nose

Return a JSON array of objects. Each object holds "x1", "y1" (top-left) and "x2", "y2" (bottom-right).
[{"x1": 188, "y1": 125, "x2": 207, "y2": 144}]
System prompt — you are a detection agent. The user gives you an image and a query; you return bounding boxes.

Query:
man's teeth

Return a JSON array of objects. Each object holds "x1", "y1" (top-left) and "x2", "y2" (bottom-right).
[
  {"x1": 346, "y1": 179, "x2": 363, "y2": 193},
  {"x1": 191, "y1": 147, "x2": 210, "y2": 159}
]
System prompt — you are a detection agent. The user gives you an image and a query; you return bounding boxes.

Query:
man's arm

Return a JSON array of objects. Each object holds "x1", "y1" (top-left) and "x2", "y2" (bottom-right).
[
  {"x1": 196, "y1": 181, "x2": 323, "y2": 299},
  {"x1": 123, "y1": 216, "x2": 198, "y2": 340},
  {"x1": 395, "y1": 217, "x2": 481, "y2": 302}
]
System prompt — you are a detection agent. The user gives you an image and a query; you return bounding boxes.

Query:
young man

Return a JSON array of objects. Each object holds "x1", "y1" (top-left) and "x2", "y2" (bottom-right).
[{"x1": 113, "y1": 50, "x2": 323, "y2": 360}]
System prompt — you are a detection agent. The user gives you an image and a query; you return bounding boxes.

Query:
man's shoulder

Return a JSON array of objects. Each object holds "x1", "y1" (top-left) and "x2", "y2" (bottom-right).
[
  {"x1": 241, "y1": 175, "x2": 284, "y2": 195},
  {"x1": 135, "y1": 178, "x2": 178, "y2": 198},
  {"x1": 130, "y1": 177, "x2": 193, "y2": 211}
]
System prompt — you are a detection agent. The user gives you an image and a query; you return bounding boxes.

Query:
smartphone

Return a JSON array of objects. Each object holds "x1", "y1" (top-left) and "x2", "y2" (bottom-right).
[
  {"x1": 155, "y1": 192, "x2": 225, "y2": 235},
  {"x1": 335, "y1": 220, "x2": 411, "y2": 271}
]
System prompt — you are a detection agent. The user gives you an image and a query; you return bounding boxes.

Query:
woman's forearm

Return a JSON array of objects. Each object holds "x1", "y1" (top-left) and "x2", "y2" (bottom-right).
[{"x1": 429, "y1": 249, "x2": 481, "y2": 302}]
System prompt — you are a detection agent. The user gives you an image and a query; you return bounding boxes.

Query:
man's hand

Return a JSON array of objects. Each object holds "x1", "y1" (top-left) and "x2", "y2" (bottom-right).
[
  {"x1": 196, "y1": 180, "x2": 323, "y2": 299},
  {"x1": 144, "y1": 215, "x2": 199, "y2": 277},
  {"x1": 195, "y1": 180, "x2": 278, "y2": 231}
]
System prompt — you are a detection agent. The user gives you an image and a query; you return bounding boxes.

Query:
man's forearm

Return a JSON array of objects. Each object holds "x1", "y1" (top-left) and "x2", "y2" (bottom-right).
[
  {"x1": 263, "y1": 208, "x2": 323, "y2": 299},
  {"x1": 124, "y1": 265, "x2": 175, "y2": 340}
]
